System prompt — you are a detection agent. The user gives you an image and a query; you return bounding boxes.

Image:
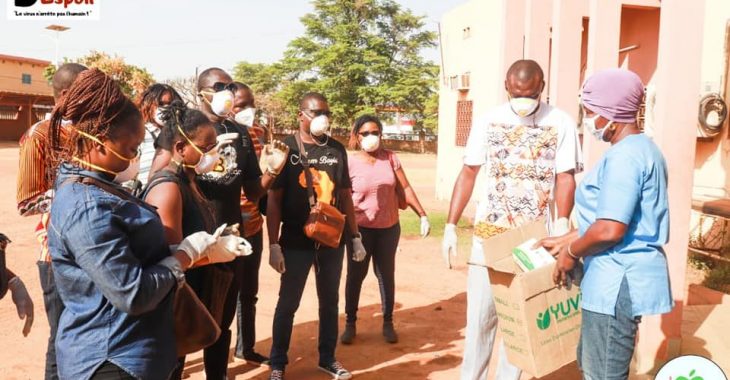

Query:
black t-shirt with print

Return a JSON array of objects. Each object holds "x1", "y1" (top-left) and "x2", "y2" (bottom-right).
[
  {"x1": 273, "y1": 133, "x2": 351, "y2": 250},
  {"x1": 194, "y1": 120, "x2": 262, "y2": 226}
]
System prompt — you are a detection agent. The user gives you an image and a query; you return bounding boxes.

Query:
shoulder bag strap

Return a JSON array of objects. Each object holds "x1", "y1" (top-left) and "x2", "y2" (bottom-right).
[{"x1": 295, "y1": 132, "x2": 317, "y2": 208}]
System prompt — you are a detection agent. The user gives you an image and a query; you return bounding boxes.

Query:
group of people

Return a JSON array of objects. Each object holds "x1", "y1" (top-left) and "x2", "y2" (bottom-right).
[
  {"x1": 1, "y1": 57, "x2": 673, "y2": 380},
  {"x1": 7, "y1": 63, "x2": 429, "y2": 380}
]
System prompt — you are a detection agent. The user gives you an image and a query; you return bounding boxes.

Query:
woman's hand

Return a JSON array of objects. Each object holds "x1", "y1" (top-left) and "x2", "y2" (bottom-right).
[{"x1": 552, "y1": 248, "x2": 577, "y2": 288}]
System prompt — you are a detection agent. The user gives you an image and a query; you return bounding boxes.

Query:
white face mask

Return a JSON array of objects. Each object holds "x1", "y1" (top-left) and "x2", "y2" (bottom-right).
[
  {"x1": 509, "y1": 97, "x2": 540, "y2": 118},
  {"x1": 234, "y1": 107, "x2": 256, "y2": 126},
  {"x1": 113, "y1": 157, "x2": 140, "y2": 184},
  {"x1": 582, "y1": 114, "x2": 612, "y2": 141},
  {"x1": 153, "y1": 107, "x2": 168, "y2": 127},
  {"x1": 360, "y1": 134, "x2": 380, "y2": 152},
  {"x1": 203, "y1": 90, "x2": 234, "y2": 117},
  {"x1": 193, "y1": 149, "x2": 220, "y2": 175},
  {"x1": 309, "y1": 115, "x2": 330, "y2": 137}
]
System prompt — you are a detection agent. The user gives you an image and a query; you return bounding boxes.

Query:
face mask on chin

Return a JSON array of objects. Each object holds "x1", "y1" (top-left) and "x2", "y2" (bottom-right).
[
  {"x1": 73, "y1": 129, "x2": 141, "y2": 184},
  {"x1": 582, "y1": 114, "x2": 612, "y2": 142}
]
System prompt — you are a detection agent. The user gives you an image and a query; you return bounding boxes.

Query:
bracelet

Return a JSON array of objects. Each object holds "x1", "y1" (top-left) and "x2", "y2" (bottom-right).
[{"x1": 567, "y1": 243, "x2": 579, "y2": 260}]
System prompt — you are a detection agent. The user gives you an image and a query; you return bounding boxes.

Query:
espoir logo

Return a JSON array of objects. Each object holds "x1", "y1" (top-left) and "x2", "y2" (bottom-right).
[{"x1": 15, "y1": 0, "x2": 94, "y2": 7}]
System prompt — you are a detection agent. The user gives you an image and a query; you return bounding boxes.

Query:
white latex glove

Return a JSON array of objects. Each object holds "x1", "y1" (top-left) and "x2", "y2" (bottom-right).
[
  {"x1": 351, "y1": 234, "x2": 367, "y2": 262},
  {"x1": 420, "y1": 216, "x2": 431, "y2": 238},
  {"x1": 177, "y1": 224, "x2": 227, "y2": 266},
  {"x1": 216, "y1": 132, "x2": 238, "y2": 148},
  {"x1": 269, "y1": 244, "x2": 286, "y2": 273},
  {"x1": 206, "y1": 235, "x2": 253, "y2": 264},
  {"x1": 264, "y1": 140, "x2": 290, "y2": 175},
  {"x1": 8, "y1": 277, "x2": 33, "y2": 337},
  {"x1": 442, "y1": 224, "x2": 458, "y2": 269},
  {"x1": 222, "y1": 223, "x2": 241, "y2": 237},
  {"x1": 553, "y1": 217, "x2": 570, "y2": 237}
]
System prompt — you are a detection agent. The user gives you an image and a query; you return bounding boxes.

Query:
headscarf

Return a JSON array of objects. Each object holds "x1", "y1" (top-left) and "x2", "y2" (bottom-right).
[{"x1": 581, "y1": 68, "x2": 644, "y2": 123}]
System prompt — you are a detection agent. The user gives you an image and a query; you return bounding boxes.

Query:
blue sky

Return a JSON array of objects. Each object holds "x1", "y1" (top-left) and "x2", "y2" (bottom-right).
[{"x1": 0, "y1": 0, "x2": 465, "y2": 80}]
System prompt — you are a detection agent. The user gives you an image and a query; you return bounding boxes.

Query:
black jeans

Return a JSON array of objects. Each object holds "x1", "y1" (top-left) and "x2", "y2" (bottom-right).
[
  {"x1": 270, "y1": 245, "x2": 344, "y2": 370},
  {"x1": 235, "y1": 230, "x2": 264, "y2": 357},
  {"x1": 345, "y1": 223, "x2": 400, "y2": 324},
  {"x1": 203, "y1": 260, "x2": 240, "y2": 379},
  {"x1": 38, "y1": 261, "x2": 63, "y2": 380},
  {"x1": 90, "y1": 362, "x2": 134, "y2": 380}
]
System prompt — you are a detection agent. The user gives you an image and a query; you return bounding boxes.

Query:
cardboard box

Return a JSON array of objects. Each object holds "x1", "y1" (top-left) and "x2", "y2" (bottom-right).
[{"x1": 483, "y1": 219, "x2": 582, "y2": 378}]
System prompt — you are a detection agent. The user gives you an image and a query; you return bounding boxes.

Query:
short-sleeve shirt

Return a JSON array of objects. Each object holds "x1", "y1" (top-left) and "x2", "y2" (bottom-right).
[
  {"x1": 575, "y1": 134, "x2": 673, "y2": 317},
  {"x1": 463, "y1": 102, "x2": 582, "y2": 246},
  {"x1": 273, "y1": 134, "x2": 351, "y2": 250},
  {"x1": 348, "y1": 149, "x2": 401, "y2": 229},
  {"x1": 196, "y1": 120, "x2": 262, "y2": 226}
]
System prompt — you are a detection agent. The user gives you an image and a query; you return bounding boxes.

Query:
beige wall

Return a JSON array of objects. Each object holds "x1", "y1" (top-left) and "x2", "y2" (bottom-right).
[
  {"x1": 435, "y1": 0, "x2": 508, "y2": 204},
  {"x1": 693, "y1": 0, "x2": 730, "y2": 198},
  {"x1": 0, "y1": 59, "x2": 52, "y2": 96}
]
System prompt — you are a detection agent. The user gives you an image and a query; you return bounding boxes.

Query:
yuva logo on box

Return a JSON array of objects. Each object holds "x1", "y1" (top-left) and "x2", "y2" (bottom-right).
[
  {"x1": 15, "y1": 0, "x2": 94, "y2": 7},
  {"x1": 536, "y1": 292, "x2": 581, "y2": 330}
]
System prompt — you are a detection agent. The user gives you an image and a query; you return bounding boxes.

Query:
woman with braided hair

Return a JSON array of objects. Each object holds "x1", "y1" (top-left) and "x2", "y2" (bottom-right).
[{"x1": 46, "y1": 69, "x2": 250, "y2": 380}]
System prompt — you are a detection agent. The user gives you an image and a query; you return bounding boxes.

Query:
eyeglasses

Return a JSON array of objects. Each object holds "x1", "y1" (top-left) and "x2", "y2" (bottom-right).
[
  {"x1": 304, "y1": 109, "x2": 332, "y2": 118},
  {"x1": 358, "y1": 131, "x2": 380, "y2": 137},
  {"x1": 207, "y1": 82, "x2": 237, "y2": 93}
]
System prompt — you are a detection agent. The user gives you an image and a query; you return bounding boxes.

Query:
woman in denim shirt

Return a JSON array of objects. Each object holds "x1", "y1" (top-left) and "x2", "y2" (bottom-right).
[
  {"x1": 538, "y1": 69, "x2": 673, "y2": 380},
  {"x1": 46, "y1": 69, "x2": 244, "y2": 380}
]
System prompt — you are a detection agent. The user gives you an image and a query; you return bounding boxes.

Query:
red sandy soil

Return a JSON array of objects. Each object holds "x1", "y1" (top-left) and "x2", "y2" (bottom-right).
[{"x1": 0, "y1": 145, "x2": 578, "y2": 379}]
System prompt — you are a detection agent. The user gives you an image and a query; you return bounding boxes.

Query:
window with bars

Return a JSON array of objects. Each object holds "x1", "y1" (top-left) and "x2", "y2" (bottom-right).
[
  {"x1": 0, "y1": 106, "x2": 20, "y2": 121},
  {"x1": 455, "y1": 100, "x2": 473, "y2": 147}
]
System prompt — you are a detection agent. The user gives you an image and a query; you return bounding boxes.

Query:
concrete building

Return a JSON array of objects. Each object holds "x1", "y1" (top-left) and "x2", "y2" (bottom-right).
[
  {"x1": 437, "y1": 0, "x2": 728, "y2": 376},
  {"x1": 0, "y1": 54, "x2": 54, "y2": 141}
]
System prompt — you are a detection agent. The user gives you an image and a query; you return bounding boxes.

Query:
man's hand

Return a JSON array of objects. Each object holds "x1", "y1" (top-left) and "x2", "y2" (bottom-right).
[
  {"x1": 269, "y1": 244, "x2": 286, "y2": 274},
  {"x1": 441, "y1": 224, "x2": 458, "y2": 269},
  {"x1": 552, "y1": 249, "x2": 577, "y2": 288},
  {"x1": 264, "y1": 140, "x2": 290, "y2": 176},
  {"x1": 8, "y1": 277, "x2": 33, "y2": 337}
]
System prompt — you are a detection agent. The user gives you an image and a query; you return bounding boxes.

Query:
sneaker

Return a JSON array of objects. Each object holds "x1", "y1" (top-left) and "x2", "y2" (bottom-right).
[
  {"x1": 268, "y1": 369, "x2": 285, "y2": 380},
  {"x1": 318, "y1": 361, "x2": 352, "y2": 380},
  {"x1": 340, "y1": 323, "x2": 356, "y2": 345},
  {"x1": 243, "y1": 351, "x2": 270, "y2": 366},
  {"x1": 383, "y1": 322, "x2": 398, "y2": 344}
]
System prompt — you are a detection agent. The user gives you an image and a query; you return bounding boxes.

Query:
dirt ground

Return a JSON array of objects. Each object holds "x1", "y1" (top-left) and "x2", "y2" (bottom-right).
[{"x1": 0, "y1": 144, "x2": 581, "y2": 380}]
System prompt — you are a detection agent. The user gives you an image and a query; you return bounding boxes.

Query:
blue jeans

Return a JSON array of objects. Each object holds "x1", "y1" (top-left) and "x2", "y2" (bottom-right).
[
  {"x1": 38, "y1": 261, "x2": 63, "y2": 380},
  {"x1": 578, "y1": 276, "x2": 641, "y2": 380},
  {"x1": 345, "y1": 223, "x2": 400, "y2": 323},
  {"x1": 270, "y1": 246, "x2": 344, "y2": 370},
  {"x1": 235, "y1": 230, "x2": 264, "y2": 357}
]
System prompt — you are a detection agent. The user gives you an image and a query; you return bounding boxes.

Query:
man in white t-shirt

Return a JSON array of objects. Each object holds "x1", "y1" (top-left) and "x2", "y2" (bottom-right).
[{"x1": 442, "y1": 59, "x2": 583, "y2": 380}]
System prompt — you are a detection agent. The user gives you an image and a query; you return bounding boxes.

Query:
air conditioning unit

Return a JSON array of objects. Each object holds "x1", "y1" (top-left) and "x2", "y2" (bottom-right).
[
  {"x1": 457, "y1": 73, "x2": 471, "y2": 91},
  {"x1": 697, "y1": 93, "x2": 727, "y2": 139}
]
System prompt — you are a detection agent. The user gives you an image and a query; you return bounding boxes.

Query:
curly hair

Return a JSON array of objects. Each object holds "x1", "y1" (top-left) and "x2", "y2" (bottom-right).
[
  {"x1": 137, "y1": 83, "x2": 184, "y2": 125},
  {"x1": 156, "y1": 100, "x2": 212, "y2": 149},
  {"x1": 47, "y1": 68, "x2": 142, "y2": 179}
]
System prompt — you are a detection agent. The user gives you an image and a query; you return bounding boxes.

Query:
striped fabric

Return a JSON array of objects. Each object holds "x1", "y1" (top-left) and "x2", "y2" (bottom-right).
[
  {"x1": 240, "y1": 126, "x2": 264, "y2": 237},
  {"x1": 137, "y1": 123, "x2": 160, "y2": 187}
]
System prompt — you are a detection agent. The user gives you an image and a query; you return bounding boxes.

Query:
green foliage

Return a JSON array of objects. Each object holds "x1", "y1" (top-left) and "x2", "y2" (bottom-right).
[
  {"x1": 233, "y1": 0, "x2": 439, "y2": 130},
  {"x1": 41, "y1": 51, "x2": 155, "y2": 99},
  {"x1": 704, "y1": 262, "x2": 730, "y2": 294}
]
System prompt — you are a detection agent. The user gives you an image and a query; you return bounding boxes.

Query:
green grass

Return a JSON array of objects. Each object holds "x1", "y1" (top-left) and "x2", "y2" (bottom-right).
[{"x1": 398, "y1": 210, "x2": 473, "y2": 239}]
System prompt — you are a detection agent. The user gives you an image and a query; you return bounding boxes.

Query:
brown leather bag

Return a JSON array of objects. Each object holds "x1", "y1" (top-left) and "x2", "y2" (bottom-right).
[{"x1": 295, "y1": 133, "x2": 346, "y2": 248}]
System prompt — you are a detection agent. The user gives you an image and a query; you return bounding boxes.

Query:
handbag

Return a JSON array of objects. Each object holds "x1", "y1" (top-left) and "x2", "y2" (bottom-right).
[
  {"x1": 388, "y1": 152, "x2": 408, "y2": 210},
  {"x1": 295, "y1": 133, "x2": 346, "y2": 248}
]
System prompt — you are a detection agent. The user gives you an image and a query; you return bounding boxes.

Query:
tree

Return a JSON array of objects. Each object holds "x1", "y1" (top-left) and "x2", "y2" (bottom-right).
[
  {"x1": 236, "y1": 0, "x2": 438, "y2": 130},
  {"x1": 43, "y1": 50, "x2": 155, "y2": 99},
  {"x1": 165, "y1": 75, "x2": 199, "y2": 108}
]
